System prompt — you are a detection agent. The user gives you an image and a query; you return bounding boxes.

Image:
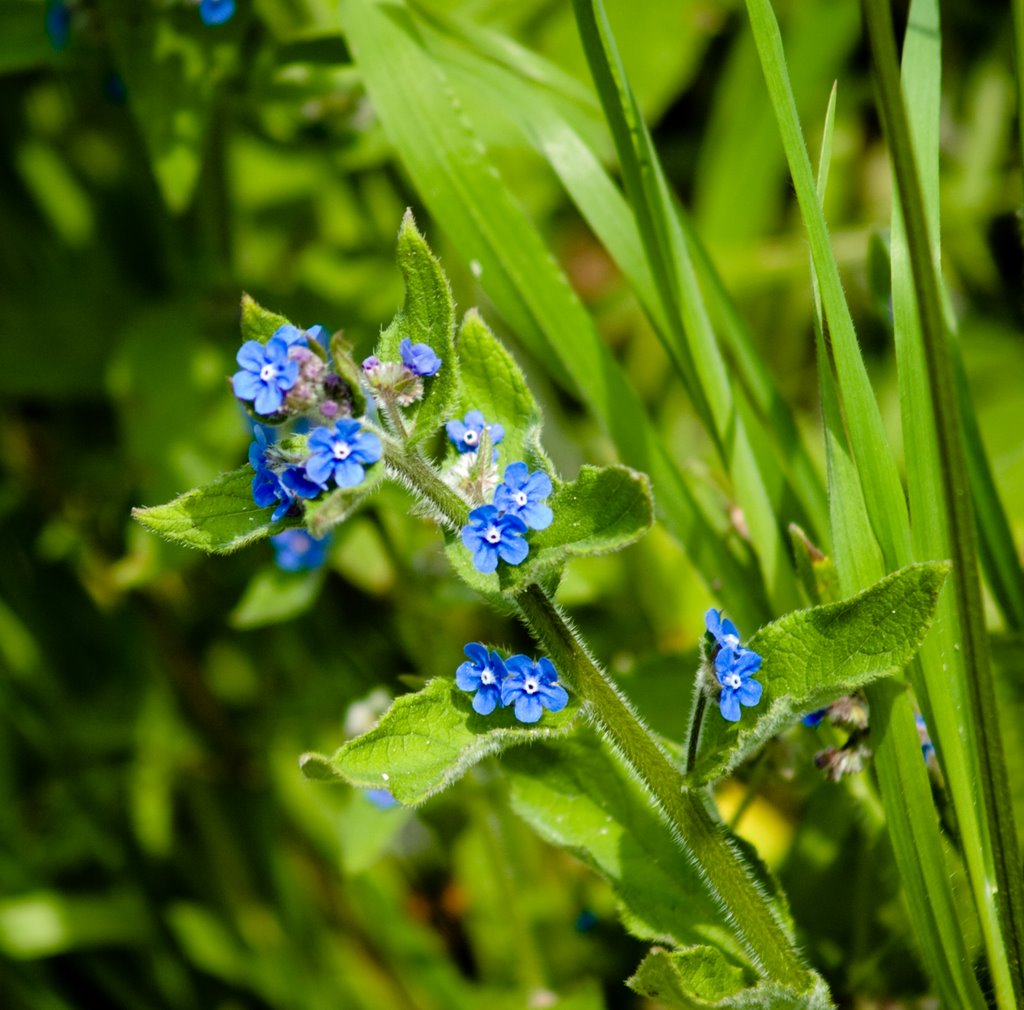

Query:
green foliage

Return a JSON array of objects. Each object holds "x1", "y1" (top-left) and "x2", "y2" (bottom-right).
[
  {"x1": 505, "y1": 733, "x2": 743, "y2": 953},
  {"x1": 627, "y1": 947, "x2": 830, "y2": 1009},
  {"x1": 131, "y1": 466, "x2": 288, "y2": 553},
  {"x1": 689, "y1": 563, "x2": 950, "y2": 785},
  {"x1": 229, "y1": 567, "x2": 326, "y2": 629},
  {"x1": 240, "y1": 294, "x2": 291, "y2": 344},
  {"x1": 299, "y1": 677, "x2": 582, "y2": 804},
  {"x1": 377, "y1": 211, "x2": 458, "y2": 446}
]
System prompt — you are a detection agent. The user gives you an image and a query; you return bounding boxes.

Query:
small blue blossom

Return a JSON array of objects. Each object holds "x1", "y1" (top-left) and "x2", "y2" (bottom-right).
[
  {"x1": 233, "y1": 337, "x2": 299, "y2": 416},
  {"x1": 802, "y1": 708, "x2": 828, "y2": 727},
  {"x1": 493, "y1": 462, "x2": 553, "y2": 530},
  {"x1": 447, "y1": 410, "x2": 504, "y2": 454},
  {"x1": 455, "y1": 643, "x2": 507, "y2": 715},
  {"x1": 269, "y1": 323, "x2": 310, "y2": 350},
  {"x1": 705, "y1": 608, "x2": 742, "y2": 651},
  {"x1": 304, "y1": 419, "x2": 382, "y2": 488},
  {"x1": 500, "y1": 655, "x2": 568, "y2": 724},
  {"x1": 271, "y1": 529, "x2": 331, "y2": 572},
  {"x1": 461, "y1": 505, "x2": 528, "y2": 574},
  {"x1": 364, "y1": 788, "x2": 400, "y2": 809},
  {"x1": 249, "y1": 430, "x2": 320, "y2": 521},
  {"x1": 715, "y1": 646, "x2": 763, "y2": 722},
  {"x1": 400, "y1": 338, "x2": 442, "y2": 377},
  {"x1": 199, "y1": 0, "x2": 235, "y2": 25},
  {"x1": 45, "y1": 1, "x2": 71, "y2": 51},
  {"x1": 705, "y1": 609, "x2": 763, "y2": 722},
  {"x1": 916, "y1": 712, "x2": 936, "y2": 765}
]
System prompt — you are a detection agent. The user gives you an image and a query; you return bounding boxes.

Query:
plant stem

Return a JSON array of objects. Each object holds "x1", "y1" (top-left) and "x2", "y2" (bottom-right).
[
  {"x1": 861, "y1": 0, "x2": 1024, "y2": 1004},
  {"x1": 685, "y1": 688, "x2": 707, "y2": 775},
  {"x1": 381, "y1": 436, "x2": 811, "y2": 986},
  {"x1": 515, "y1": 585, "x2": 809, "y2": 987}
]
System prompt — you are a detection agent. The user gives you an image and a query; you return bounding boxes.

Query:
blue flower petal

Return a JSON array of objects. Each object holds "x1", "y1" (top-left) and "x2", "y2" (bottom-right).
[
  {"x1": 333, "y1": 458, "x2": 365, "y2": 488},
  {"x1": 514, "y1": 694, "x2": 543, "y2": 724},
  {"x1": 237, "y1": 340, "x2": 266, "y2": 370},
  {"x1": 254, "y1": 383, "x2": 284, "y2": 416},
  {"x1": 472, "y1": 543, "x2": 498, "y2": 574},
  {"x1": 737, "y1": 678, "x2": 763, "y2": 707},
  {"x1": 537, "y1": 682, "x2": 568, "y2": 713},
  {"x1": 497, "y1": 533, "x2": 529, "y2": 566},
  {"x1": 233, "y1": 370, "x2": 262, "y2": 400},
  {"x1": 522, "y1": 501, "x2": 553, "y2": 530},
  {"x1": 719, "y1": 691, "x2": 741, "y2": 722},
  {"x1": 472, "y1": 689, "x2": 499, "y2": 716}
]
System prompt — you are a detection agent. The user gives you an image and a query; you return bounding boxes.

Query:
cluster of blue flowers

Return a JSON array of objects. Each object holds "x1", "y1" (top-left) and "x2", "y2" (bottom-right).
[
  {"x1": 705, "y1": 610, "x2": 764, "y2": 722},
  {"x1": 460, "y1": 459, "x2": 553, "y2": 575},
  {"x1": 455, "y1": 643, "x2": 568, "y2": 723}
]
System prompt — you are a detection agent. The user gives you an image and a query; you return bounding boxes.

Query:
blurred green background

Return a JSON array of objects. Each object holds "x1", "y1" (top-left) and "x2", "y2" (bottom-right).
[{"x1": 1, "y1": 0, "x2": 1022, "y2": 1006}]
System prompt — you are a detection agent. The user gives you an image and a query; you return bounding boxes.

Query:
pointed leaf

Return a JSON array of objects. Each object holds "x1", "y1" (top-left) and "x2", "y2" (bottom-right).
[
  {"x1": 689, "y1": 562, "x2": 950, "y2": 785},
  {"x1": 132, "y1": 467, "x2": 289, "y2": 554},
  {"x1": 377, "y1": 211, "x2": 458, "y2": 446},
  {"x1": 229, "y1": 567, "x2": 326, "y2": 629},
  {"x1": 628, "y1": 946, "x2": 831, "y2": 1010},
  {"x1": 240, "y1": 294, "x2": 291, "y2": 345},
  {"x1": 300, "y1": 677, "x2": 581, "y2": 805},
  {"x1": 455, "y1": 309, "x2": 546, "y2": 471}
]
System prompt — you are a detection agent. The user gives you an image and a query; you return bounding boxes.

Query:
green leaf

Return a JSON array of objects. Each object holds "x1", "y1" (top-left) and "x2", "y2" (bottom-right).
[
  {"x1": 504, "y1": 733, "x2": 744, "y2": 956},
  {"x1": 498, "y1": 464, "x2": 653, "y2": 592},
  {"x1": 299, "y1": 677, "x2": 581, "y2": 805},
  {"x1": 455, "y1": 309, "x2": 546, "y2": 471},
  {"x1": 688, "y1": 562, "x2": 950, "y2": 785},
  {"x1": 377, "y1": 211, "x2": 458, "y2": 446},
  {"x1": 240, "y1": 294, "x2": 291, "y2": 345},
  {"x1": 132, "y1": 467, "x2": 290, "y2": 554},
  {"x1": 627, "y1": 946, "x2": 831, "y2": 1010},
  {"x1": 229, "y1": 567, "x2": 326, "y2": 629},
  {"x1": 787, "y1": 524, "x2": 839, "y2": 606}
]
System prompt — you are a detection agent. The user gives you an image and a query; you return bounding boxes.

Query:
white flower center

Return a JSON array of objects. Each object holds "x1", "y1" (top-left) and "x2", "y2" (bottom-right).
[
  {"x1": 260, "y1": 363, "x2": 277, "y2": 382},
  {"x1": 514, "y1": 491, "x2": 528, "y2": 507},
  {"x1": 480, "y1": 668, "x2": 495, "y2": 686},
  {"x1": 723, "y1": 634, "x2": 740, "y2": 648},
  {"x1": 464, "y1": 430, "x2": 479, "y2": 446},
  {"x1": 333, "y1": 442, "x2": 351, "y2": 460},
  {"x1": 725, "y1": 673, "x2": 742, "y2": 690},
  {"x1": 524, "y1": 677, "x2": 538, "y2": 694},
  {"x1": 484, "y1": 525, "x2": 501, "y2": 545}
]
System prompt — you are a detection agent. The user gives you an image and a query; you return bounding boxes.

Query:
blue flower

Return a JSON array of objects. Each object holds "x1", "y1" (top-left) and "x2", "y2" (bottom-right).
[
  {"x1": 500, "y1": 655, "x2": 568, "y2": 724},
  {"x1": 802, "y1": 708, "x2": 828, "y2": 727},
  {"x1": 249, "y1": 430, "x2": 320, "y2": 521},
  {"x1": 447, "y1": 410, "x2": 504, "y2": 454},
  {"x1": 916, "y1": 712, "x2": 936, "y2": 764},
  {"x1": 461, "y1": 505, "x2": 528, "y2": 574},
  {"x1": 199, "y1": 0, "x2": 235, "y2": 25},
  {"x1": 269, "y1": 323, "x2": 310, "y2": 350},
  {"x1": 705, "y1": 609, "x2": 763, "y2": 722},
  {"x1": 715, "y1": 646, "x2": 763, "y2": 722},
  {"x1": 233, "y1": 337, "x2": 299, "y2": 416},
  {"x1": 304, "y1": 419, "x2": 382, "y2": 488},
  {"x1": 493, "y1": 462, "x2": 553, "y2": 530},
  {"x1": 45, "y1": 1, "x2": 71, "y2": 51},
  {"x1": 455, "y1": 643, "x2": 507, "y2": 715},
  {"x1": 705, "y1": 608, "x2": 742, "y2": 651},
  {"x1": 400, "y1": 338, "x2": 442, "y2": 377},
  {"x1": 271, "y1": 529, "x2": 331, "y2": 572},
  {"x1": 364, "y1": 788, "x2": 400, "y2": 809}
]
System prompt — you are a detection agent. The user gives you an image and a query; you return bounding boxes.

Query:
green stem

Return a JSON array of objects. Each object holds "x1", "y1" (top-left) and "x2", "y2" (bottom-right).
[
  {"x1": 861, "y1": 0, "x2": 1024, "y2": 1004},
  {"x1": 685, "y1": 687, "x2": 708, "y2": 775},
  {"x1": 380, "y1": 437, "x2": 810, "y2": 986},
  {"x1": 515, "y1": 585, "x2": 809, "y2": 987}
]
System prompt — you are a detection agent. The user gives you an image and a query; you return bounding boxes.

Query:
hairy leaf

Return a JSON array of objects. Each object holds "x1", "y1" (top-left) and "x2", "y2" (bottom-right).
[
  {"x1": 240, "y1": 294, "x2": 291, "y2": 345},
  {"x1": 689, "y1": 562, "x2": 950, "y2": 785},
  {"x1": 377, "y1": 211, "x2": 458, "y2": 446},
  {"x1": 131, "y1": 467, "x2": 289, "y2": 554},
  {"x1": 628, "y1": 946, "x2": 831, "y2": 1009},
  {"x1": 504, "y1": 733, "x2": 745, "y2": 956},
  {"x1": 300, "y1": 677, "x2": 581, "y2": 805}
]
